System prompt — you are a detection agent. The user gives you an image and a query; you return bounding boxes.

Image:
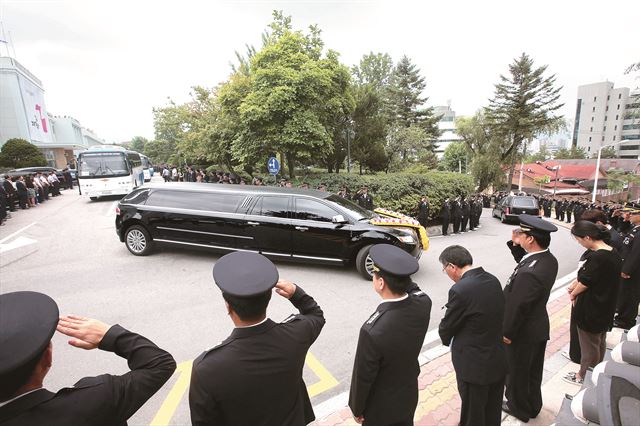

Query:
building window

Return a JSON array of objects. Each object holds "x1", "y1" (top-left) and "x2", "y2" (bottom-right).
[
  {"x1": 617, "y1": 104, "x2": 620, "y2": 110},
  {"x1": 589, "y1": 136, "x2": 592, "y2": 142},
  {"x1": 590, "y1": 127, "x2": 593, "y2": 132},
  {"x1": 588, "y1": 147, "x2": 591, "y2": 151},
  {"x1": 618, "y1": 93, "x2": 622, "y2": 99},
  {"x1": 591, "y1": 116, "x2": 594, "y2": 122},
  {"x1": 614, "y1": 125, "x2": 618, "y2": 130},
  {"x1": 593, "y1": 96, "x2": 597, "y2": 101},
  {"x1": 606, "y1": 106, "x2": 609, "y2": 111},
  {"x1": 607, "y1": 95, "x2": 611, "y2": 101},
  {"x1": 616, "y1": 114, "x2": 619, "y2": 120},
  {"x1": 602, "y1": 136, "x2": 605, "y2": 142},
  {"x1": 605, "y1": 116, "x2": 608, "y2": 121},
  {"x1": 592, "y1": 106, "x2": 596, "y2": 112},
  {"x1": 603, "y1": 126, "x2": 606, "y2": 131},
  {"x1": 613, "y1": 135, "x2": 616, "y2": 141}
]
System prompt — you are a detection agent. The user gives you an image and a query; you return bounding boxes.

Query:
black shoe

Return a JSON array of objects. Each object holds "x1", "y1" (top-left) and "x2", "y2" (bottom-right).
[{"x1": 502, "y1": 401, "x2": 529, "y2": 423}]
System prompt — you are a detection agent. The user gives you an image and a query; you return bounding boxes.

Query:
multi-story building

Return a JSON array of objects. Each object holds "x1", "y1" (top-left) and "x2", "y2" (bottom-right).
[
  {"x1": 572, "y1": 82, "x2": 640, "y2": 159},
  {"x1": 0, "y1": 56, "x2": 106, "y2": 167},
  {"x1": 432, "y1": 104, "x2": 463, "y2": 158}
]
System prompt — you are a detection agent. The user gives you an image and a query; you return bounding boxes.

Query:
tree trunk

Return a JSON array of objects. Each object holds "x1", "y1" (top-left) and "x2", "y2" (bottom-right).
[
  {"x1": 286, "y1": 152, "x2": 295, "y2": 178},
  {"x1": 506, "y1": 151, "x2": 518, "y2": 192},
  {"x1": 279, "y1": 153, "x2": 285, "y2": 177},
  {"x1": 359, "y1": 163, "x2": 363, "y2": 175}
]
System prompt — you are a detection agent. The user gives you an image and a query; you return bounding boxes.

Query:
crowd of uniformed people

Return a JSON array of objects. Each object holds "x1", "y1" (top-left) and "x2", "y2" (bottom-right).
[{"x1": 1, "y1": 178, "x2": 639, "y2": 425}]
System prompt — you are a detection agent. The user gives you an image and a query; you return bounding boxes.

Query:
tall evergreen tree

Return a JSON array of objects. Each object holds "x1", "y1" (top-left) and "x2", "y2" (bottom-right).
[{"x1": 486, "y1": 53, "x2": 564, "y2": 190}]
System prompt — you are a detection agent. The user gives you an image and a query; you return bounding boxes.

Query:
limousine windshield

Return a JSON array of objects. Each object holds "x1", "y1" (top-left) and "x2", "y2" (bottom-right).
[{"x1": 326, "y1": 194, "x2": 374, "y2": 220}]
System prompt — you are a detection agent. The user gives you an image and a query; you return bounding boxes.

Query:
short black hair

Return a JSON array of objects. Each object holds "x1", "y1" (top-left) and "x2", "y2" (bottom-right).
[
  {"x1": 0, "y1": 349, "x2": 44, "y2": 401},
  {"x1": 438, "y1": 245, "x2": 473, "y2": 268},
  {"x1": 222, "y1": 291, "x2": 272, "y2": 322},
  {"x1": 527, "y1": 232, "x2": 551, "y2": 249},
  {"x1": 375, "y1": 271, "x2": 411, "y2": 295}
]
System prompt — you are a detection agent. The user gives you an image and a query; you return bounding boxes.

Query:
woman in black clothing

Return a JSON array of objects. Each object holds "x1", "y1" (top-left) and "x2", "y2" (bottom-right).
[{"x1": 564, "y1": 221, "x2": 622, "y2": 384}]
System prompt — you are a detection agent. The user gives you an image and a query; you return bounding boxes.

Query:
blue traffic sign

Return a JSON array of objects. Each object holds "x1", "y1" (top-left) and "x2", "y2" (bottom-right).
[{"x1": 267, "y1": 157, "x2": 280, "y2": 175}]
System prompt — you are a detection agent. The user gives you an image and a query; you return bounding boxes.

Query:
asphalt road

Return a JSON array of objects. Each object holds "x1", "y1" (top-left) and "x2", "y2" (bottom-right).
[{"x1": 0, "y1": 180, "x2": 583, "y2": 425}]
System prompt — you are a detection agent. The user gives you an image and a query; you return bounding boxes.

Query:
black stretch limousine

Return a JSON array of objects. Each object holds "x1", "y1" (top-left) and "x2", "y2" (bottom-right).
[{"x1": 115, "y1": 183, "x2": 424, "y2": 279}]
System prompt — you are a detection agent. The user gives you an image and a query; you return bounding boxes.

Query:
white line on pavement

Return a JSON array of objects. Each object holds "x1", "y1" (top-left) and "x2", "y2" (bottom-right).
[{"x1": 0, "y1": 222, "x2": 38, "y2": 244}]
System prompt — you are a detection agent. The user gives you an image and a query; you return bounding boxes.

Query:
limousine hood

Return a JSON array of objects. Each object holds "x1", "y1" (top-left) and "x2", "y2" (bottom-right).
[{"x1": 371, "y1": 208, "x2": 429, "y2": 251}]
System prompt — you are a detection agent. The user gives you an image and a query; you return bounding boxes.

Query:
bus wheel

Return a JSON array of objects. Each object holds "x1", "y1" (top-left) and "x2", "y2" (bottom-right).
[{"x1": 125, "y1": 225, "x2": 153, "y2": 256}]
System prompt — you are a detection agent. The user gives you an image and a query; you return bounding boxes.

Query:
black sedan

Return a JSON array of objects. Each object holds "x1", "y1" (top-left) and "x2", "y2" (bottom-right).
[{"x1": 492, "y1": 196, "x2": 540, "y2": 223}]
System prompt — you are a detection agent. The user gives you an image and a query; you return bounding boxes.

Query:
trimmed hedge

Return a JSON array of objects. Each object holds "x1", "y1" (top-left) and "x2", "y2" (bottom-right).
[{"x1": 290, "y1": 171, "x2": 474, "y2": 221}]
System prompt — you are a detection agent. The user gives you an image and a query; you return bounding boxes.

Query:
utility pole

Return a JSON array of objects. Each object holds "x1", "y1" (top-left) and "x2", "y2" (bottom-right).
[{"x1": 592, "y1": 139, "x2": 629, "y2": 202}]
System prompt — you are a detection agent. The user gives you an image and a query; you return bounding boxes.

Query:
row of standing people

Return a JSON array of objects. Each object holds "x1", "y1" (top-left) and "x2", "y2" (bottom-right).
[
  {"x1": 439, "y1": 195, "x2": 485, "y2": 235},
  {"x1": 0, "y1": 171, "x2": 71, "y2": 226}
]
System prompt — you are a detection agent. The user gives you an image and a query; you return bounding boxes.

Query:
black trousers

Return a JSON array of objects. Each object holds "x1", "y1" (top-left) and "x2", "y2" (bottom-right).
[
  {"x1": 461, "y1": 216, "x2": 468, "y2": 232},
  {"x1": 566, "y1": 211, "x2": 572, "y2": 223},
  {"x1": 442, "y1": 218, "x2": 449, "y2": 235},
  {"x1": 615, "y1": 277, "x2": 640, "y2": 329},
  {"x1": 505, "y1": 340, "x2": 546, "y2": 421},
  {"x1": 569, "y1": 306, "x2": 581, "y2": 363},
  {"x1": 453, "y1": 216, "x2": 461, "y2": 233},
  {"x1": 457, "y1": 377, "x2": 504, "y2": 426}
]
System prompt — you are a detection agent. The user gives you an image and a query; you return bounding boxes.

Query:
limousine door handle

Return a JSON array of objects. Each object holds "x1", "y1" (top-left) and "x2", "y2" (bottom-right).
[
  {"x1": 247, "y1": 221, "x2": 260, "y2": 226},
  {"x1": 295, "y1": 226, "x2": 308, "y2": 232}
]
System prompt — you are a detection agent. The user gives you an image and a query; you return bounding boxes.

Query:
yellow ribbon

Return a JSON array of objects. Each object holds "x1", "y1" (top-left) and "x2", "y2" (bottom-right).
[{"x1": 371, "y1": 208, "x2": 430, "y2": 251}]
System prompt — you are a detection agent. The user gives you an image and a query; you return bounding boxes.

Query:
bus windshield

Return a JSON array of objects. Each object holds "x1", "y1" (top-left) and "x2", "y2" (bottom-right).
[{"x1": 78, "y1": 152, "x2": 129, "y2": 177}]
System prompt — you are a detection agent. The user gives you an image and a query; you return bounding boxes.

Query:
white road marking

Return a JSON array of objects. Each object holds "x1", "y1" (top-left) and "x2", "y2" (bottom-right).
[
  {"x1": 0, "y1": 222, "x2": 37, "y2": 244},
  {"x1": 0, "y1": 236, "x2": 37, "y2": 254}
]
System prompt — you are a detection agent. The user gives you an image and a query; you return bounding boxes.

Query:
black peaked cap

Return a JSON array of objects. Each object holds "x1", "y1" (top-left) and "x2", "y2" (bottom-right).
[
  {"x1": 369, "y1": 244, "x2": 419, "y2": 277},
  {"x1": 0, "y1": 291, "x2": 59, "y2": 375},
  {"x1": 213, "y1": 252, "x2": 279, "y2": 297}
]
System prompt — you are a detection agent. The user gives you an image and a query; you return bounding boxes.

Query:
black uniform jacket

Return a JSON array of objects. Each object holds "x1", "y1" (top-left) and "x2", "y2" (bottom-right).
[
  {"x1": 189, "y1": 286, "x2": 325, "y2": 426},
  {"x1": 503, "y1": 244, "x2": 559, "y2": 343},
  {"x1": 439, "y1": 267, "x2": 507, "y2": 385},
  {"x1": 0, "y1": 325, "x2": 176, "y2": 426},
  {"x1": 349, "y1": 284, "x2": 432, "y2": 425},
  {"x1": 621, "y1": 225, "x2": 640, "y2": 283}
]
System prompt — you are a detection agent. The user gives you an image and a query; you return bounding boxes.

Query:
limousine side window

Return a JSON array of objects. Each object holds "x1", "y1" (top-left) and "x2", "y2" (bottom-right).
[
  {"x1": 122, "y1": 188, "x2": 150, "y2": 204},
  {"x1": 294, "y1": 198, "x2": 338, "y2": 222},
  {"x1": 146, "y1": 190, "x2": 244, "y2": 213},
  {"x1": 250, "y1": 196, "x2": 289, "y2": 218}
]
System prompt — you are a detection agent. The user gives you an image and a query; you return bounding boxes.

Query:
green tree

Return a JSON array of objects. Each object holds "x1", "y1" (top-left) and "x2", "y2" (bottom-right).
[
  {"x1": 596, "y1": 146, "x2": 618, "y2": 159},
  {"x1": 554, "y1": 146, "x2": 587, "y2": 159},
  {"x1": 486, "y1": 53, "x2": 564, "y2": 190},
  {"x1": 351, "y1": 52, "x2": 394, "y2": 90},
  {"x1": 129, "y1": 136, "x2": 148, "y2": 153},
  {"x1": 442, "y1": 142, "x2": 469, "y2": 172},
  {"x1": 350, "y1": 80, "x2": 388, "y2": 174},
  {"x1": 234, "y1": 12, "x2": 354, "y2": 178},
  {"x1": 0, "y1": 138, "x2": 47, "y2": 168},
  {"x1": 525, "y1": 143, "x2": 551, "y2": 162},
  {"x1": 143, "y1": 139, "x2": 175, "y2": 164},
  {"x1": 456, "y1": 111, "x2": 507, "y2": 191}
]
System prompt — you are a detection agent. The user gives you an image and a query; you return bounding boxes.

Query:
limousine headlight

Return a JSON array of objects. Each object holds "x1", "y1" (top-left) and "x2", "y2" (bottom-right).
[{"x1": 397, "y1": 235, "x2": 416, "y2": 244}]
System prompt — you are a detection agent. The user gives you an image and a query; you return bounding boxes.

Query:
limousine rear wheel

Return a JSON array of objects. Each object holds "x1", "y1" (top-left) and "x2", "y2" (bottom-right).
[
  {"x1": 125, "y1": 225, "x2": 152, "y2": 256},
  {"x1": 355, "y1": 244, "x2": 375, "y2": 280}
]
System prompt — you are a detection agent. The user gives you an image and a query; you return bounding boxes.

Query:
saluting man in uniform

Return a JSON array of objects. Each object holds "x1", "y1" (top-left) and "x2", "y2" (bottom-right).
[
  {"x1": 0, "y1": 291, "x2": 176, "y2": 426},
  {"x1": 501, "y1": 215, "x2": 558, "y2": 423},
  {"x1": 349, "y1": 244, "x2": 432, "y2": 425},
  {"x1": 189, "y1": 252, "x2": 325, "y2": 426},
  {"x1": 614, "y1": 209, "x2": 640, "y2": 330}
]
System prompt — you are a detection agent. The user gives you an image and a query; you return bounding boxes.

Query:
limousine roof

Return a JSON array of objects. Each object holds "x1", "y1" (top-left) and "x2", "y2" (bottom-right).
[{"x1": 142, "y1": 182, "x2": 332, "y2": 199}]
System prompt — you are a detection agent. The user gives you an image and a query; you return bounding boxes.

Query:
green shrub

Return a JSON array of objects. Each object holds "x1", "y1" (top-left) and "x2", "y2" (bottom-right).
[
  {"x1": 293, "y1": 171, "x2": 474, "y2": 220},
  {"x1": 0, "y1": 138, "x2": 47, "y2": 168}
]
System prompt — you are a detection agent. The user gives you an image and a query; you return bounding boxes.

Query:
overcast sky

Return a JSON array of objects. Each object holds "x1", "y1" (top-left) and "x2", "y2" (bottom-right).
[{"x1": 1, "y1": 0, "x2": 638, "y2": 143}]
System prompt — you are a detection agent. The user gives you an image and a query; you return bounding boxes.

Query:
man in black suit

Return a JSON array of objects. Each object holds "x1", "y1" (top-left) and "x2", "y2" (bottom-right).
[
  {"x1": 452, "y1": 197, "x2": 462, "y2": 234},
  {"x1": 439, "y1": 245, "x2": 506, "y2": 426},
  {"x1": 15, "y1": 176, "x2": 28, "y2": 209},
  {"x1": 614, "y1": 210, "x2": 640, "y2": 330},
  {"x1": 417, "y1": 196, "x2": 429, "y2": 227},
  {"x1": 440, "y1": 198, "x2": 451, "y2": 236},
  {"x1": 2, "y1": 175, "x2": 16, "y2": 212},
  {"x1": 189, "y1": 252, "x2": 325, "y2": 426},
  {"x1": 355, "y1": 186, "x2": 374, "y2": 211},
  {"x1": 0, "y1": 291, "x2": 176, "y2": 425},
  {"x1": 349, "y1": 244, "x2": 432, "y2": 426},
  {"x1": 502, "y1": 215, "x2": 559, "y2": 423}
]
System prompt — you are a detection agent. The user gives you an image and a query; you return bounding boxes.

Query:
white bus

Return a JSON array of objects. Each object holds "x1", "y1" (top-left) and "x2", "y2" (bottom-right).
[
  {"x1": 140, "y1": 154, "x2": 152, "y2": 182},
  {"x1": 77, "y1": 146, "x2": 144, "y2": 200}
]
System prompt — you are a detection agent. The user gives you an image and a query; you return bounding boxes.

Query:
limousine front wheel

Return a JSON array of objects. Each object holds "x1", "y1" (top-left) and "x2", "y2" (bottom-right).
[
  {"x1": 125, "y1": 225, "x2": 152, "y2": 256},
  {"x1": 356, "y1": 245, "x2": 375, "y2": 280}
]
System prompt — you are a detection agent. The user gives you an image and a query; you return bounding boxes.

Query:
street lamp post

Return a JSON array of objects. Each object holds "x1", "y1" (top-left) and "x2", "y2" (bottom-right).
[
  {"x1": 346, "y1": 119, "x2": 354, "y2": 173},
  {"x1": 591, "y1": 140, "x2": 630, "y2": 203}
]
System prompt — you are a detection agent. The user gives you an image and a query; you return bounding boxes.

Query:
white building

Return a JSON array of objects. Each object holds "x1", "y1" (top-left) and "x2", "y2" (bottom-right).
[
  {"x1": 432, "y1": 104, "x2": 463, "y2": 158},
  {"x1": 572, "y1": 82, "x2": 640, "y2": 159}
]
